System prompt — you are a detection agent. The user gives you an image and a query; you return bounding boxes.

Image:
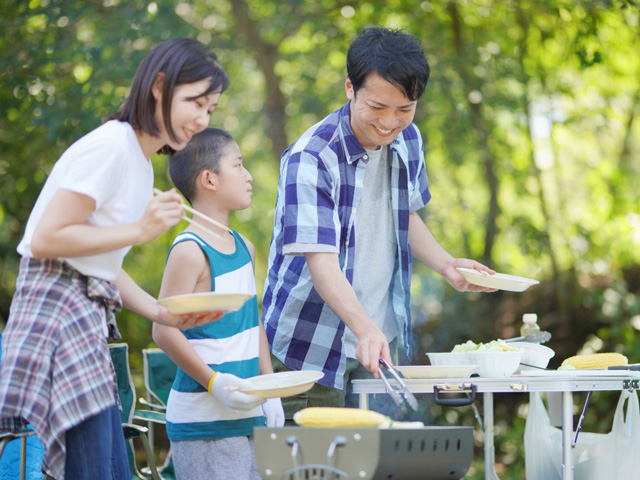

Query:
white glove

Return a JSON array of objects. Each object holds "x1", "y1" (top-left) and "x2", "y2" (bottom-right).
[
  {"x1": 262, "y1": 397, "x2": 285, "y2": 427},
  {"x1": 209, "y1": 373, "x2": 266, "y2": 411}
]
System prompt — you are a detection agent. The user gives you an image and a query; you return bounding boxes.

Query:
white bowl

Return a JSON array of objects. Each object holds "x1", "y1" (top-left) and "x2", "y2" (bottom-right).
[
  {"x1": 509, "y1": 342, "x2": 555, "y2": 370},
  {"x1": 466, "y1": 351, "x2": 522, "y2": 377},
  {"x1": 426, "y1": 352, "x2": 470, "y2": 366}
]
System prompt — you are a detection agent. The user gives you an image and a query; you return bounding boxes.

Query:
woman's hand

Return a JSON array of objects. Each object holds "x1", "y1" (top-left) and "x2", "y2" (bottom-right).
[
  {"x1": 136, "y1": 189, "x2": 184, "y2": 243},
  {"x1": 155, "y1": 306, "x2": 225, "y2": 330}
]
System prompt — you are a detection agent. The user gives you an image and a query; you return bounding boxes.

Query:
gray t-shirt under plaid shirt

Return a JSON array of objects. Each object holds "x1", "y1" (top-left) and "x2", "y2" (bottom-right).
[{"x1": 344, "y1": 145, "x2": 398, "y2": 358}]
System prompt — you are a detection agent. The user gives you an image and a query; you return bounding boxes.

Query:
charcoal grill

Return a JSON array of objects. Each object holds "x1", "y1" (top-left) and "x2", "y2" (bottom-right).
[{"x1": 254, "y1": 426, "x2": 473, "y2": 480}]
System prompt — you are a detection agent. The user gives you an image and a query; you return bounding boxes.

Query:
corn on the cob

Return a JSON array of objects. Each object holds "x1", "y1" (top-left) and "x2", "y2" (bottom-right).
[
  {"x1": 293, "y1": 407, "x2": 388, "y2": 428},
  {"x1": 561, "y1": 353, "x2": 628, "y2": 369}
]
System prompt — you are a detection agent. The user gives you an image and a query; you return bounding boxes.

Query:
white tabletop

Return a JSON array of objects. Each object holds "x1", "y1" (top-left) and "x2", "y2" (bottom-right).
[{"x1": 351, "y1": 370, "x2": 640, "y2": 395}]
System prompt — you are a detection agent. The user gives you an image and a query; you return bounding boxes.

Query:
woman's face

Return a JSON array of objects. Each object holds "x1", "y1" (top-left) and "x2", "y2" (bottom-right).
[{"x1": 155, "y1": 77, "x2": 222, "y2": 151}]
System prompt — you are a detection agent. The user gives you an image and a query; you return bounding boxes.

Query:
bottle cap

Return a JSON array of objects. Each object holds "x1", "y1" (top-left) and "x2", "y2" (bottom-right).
[{"x1": 523, "y1": 313, "x2": 538, "y2": 323}]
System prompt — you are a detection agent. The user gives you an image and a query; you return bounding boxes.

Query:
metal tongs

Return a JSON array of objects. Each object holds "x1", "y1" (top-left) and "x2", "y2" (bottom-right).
[
  {"x1": 504, "y1": 331, "x2": 552, "y2": 344},
  {"x1": 378, "y1": 358, "x2": 419, "y2": 413}
]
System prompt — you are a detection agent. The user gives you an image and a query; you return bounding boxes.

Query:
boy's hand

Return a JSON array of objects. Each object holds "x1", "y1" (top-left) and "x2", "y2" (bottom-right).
[
  {"x1": 262, "y1": 398, "x2": 285, "y2": 427},
  {"x1": 210, "y1": 373, "x2": 266, "y2": 410},
  {"x1": 155, "y1": 306, "x2": 225, "y2": 329}
]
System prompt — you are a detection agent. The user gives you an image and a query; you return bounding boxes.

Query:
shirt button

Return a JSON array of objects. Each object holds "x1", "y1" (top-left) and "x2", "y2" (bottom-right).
[{"x1": 363, "y1": 155, "x2": 368, "y2": 160}]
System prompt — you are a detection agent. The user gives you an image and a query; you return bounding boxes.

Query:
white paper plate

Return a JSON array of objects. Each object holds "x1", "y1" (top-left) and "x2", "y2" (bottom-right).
[
  {"x1": 395, "y1": 365, "x2": 478, "y2": 379},
  {"x1": 514, "y1": 369, "x2": 636, "y2": 377},
  {"x1": 238, "y1": 370, "x2": 325, "y2": 398},
  {"x1": 158, "y1": 292, "x2": 253, "y2": 314},
  {"x1": 456, "y1": 268, "x2": 540, "y2": 292}
]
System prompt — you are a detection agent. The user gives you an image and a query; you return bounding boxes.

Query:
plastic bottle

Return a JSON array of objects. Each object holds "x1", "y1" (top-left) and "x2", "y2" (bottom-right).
[{"x1": 520, "y1": 313, "x2": 540, "y2": 337}]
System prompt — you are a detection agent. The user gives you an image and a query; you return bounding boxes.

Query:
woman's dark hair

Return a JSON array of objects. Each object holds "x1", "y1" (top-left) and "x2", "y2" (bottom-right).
[
  {"x1": 169, "y1": 127, "x2": 235, "y2": 204},
  {"x1": 346, "y1": 27, "x2": 430, "y2": 102},
  {"x1": 105, "y1": 38, "x2": 230, "y2": 154}
]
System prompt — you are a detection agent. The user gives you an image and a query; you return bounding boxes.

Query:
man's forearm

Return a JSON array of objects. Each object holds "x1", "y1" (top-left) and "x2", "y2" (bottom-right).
[
  {"x1": 304, "y1": 252, "x2": 375, "y2": 338},
  {"x1": 408, "y1": 212, "x2": 454, "y2": 274}
]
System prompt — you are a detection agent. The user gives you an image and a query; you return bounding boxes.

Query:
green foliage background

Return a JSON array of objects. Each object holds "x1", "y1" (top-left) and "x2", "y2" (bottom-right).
[{"x1": 1, "y1": 0, "x2": 640, "y2": 477}]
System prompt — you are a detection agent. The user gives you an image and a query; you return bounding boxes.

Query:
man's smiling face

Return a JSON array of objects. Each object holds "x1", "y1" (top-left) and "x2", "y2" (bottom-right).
[{"x1": 346, "y1": 73, "x2": 417, "y2": 150}]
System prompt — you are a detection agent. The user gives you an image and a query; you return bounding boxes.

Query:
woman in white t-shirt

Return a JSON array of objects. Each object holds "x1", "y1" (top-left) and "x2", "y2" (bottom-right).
[{"x1": 0, "y1": 38, "x2": 229, "y2": 480}]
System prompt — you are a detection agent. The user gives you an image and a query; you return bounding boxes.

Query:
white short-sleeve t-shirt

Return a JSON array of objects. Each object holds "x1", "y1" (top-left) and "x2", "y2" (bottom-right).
[{"x1": 17, "y1": 120, "x2": 154, "y2": 281}]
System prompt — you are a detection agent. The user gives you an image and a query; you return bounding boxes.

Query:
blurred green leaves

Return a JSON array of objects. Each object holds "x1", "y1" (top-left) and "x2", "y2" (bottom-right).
[{"x1": 1, "y1": 1, "x2": 640, "y2": 475}]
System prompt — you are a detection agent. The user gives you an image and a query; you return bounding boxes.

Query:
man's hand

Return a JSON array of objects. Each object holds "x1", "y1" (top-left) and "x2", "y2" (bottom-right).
[
  {"x1": 355, "y1": 326, "x2": 391, "y2": 377},
  {"x1": 441, "y1": 258, "x2": 497, "y2": 292}
]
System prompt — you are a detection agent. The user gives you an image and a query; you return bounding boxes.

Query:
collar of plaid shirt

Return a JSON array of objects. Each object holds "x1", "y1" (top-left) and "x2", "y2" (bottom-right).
[{"x1": 263, "y1": 102, "x2": 431, "y2": 389}]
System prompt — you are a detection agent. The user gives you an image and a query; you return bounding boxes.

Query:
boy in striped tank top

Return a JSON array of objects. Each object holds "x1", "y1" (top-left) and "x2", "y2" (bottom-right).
[{"x1": 153, "y1": 128, "x2": 284, "y2": 479}]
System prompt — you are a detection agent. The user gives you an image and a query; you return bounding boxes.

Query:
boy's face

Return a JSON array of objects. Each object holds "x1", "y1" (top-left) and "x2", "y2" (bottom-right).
[
  {"x1": 214, "y1": 141, "x2": 253, "y2": 210},
  {"x1": 346, "y1": 73, "x2": 417, "y2": 151}
]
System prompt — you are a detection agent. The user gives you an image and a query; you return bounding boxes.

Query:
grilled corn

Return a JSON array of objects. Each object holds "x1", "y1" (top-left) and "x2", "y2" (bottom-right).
[
  {"x1": 561, "y1": 353, "x2": 628, "y2": 369},
  {"x1": 293, "y1": 407, "x2": 388, "y2": 428}
]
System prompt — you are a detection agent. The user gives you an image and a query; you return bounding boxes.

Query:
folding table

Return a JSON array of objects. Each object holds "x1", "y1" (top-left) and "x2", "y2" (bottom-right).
[{"x1": 352, "y1": 370, "x2": 640, "y2": 480}]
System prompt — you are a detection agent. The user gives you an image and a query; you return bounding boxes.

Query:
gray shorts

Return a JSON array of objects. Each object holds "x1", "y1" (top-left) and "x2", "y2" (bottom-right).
[{"x1": 171, "y1": 436, "x2": 261, "y2": 480}]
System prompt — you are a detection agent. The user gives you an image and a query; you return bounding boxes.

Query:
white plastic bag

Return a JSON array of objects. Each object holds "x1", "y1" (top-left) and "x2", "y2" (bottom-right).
[{"x1": 524, "y1": 390, "x2": 640, "y2": 480}]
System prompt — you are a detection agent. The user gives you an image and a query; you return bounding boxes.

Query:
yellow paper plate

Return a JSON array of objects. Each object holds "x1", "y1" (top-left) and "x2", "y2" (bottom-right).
[
  {"x1": 395, "y1": 365, "x2": 478, "y2": 379},
  {"x1": 239, "y1": 370, "x2": 325, "y2": 398},
  {"x1": 158, "y1": 292, "x2": 253, "y2": 314}
]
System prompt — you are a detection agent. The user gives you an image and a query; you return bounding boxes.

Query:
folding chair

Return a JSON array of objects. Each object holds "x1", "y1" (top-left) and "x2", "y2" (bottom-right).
[
  {"x1": 108, "y1": 343, "x2": 161, "y2": 480},
  {"x1": 0, "y1": 429, "x2": 37, "y2": 480},
  {"x1": 0, "y1": 331, "x2": 43, "y2": 480},
  {"x1": 136, "y1": 348, "x2": 178, "y2": 480}
]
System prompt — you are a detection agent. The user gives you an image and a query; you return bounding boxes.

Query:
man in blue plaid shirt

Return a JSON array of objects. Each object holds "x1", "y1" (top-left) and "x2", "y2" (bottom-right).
[{"x1": 262, "y1": 27, "x2": 495, "y2": 418}]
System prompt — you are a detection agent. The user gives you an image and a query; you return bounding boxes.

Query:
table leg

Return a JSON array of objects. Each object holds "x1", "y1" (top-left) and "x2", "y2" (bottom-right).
[
  {"x1": 483, "y1": 392, "x2": 500, "y2": 480},
  {"x1": 358, "y1": 392, "x2": 369, "y2": 410},
  {"x1": 561, "y1": 391, "x2": 574, "y2": 480}
]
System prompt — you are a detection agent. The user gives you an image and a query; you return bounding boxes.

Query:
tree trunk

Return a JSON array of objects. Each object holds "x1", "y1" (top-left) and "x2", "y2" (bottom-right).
[
  {"x1": 228, "y1": 0, "x2": 289, "y2": 161},
  {"x1": 447, "y1": 1, "x2": 499, "y2": 265}
]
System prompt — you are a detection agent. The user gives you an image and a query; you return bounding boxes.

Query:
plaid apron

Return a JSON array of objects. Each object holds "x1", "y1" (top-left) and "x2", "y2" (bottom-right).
[{"x1": 0, "y1": 257, "x2": 122, "y2": 479}]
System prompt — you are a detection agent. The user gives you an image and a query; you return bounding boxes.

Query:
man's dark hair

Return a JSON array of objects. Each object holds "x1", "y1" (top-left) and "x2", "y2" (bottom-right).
[
  {"x1": 346, "y1": 27, "x2": 430, "y2": 101},
  {"x1": 105, "y1": 38, "x2": 230, "y2": 154},
  {"x1": 169, "y1": 127, "x2": 235, "y2": 204}
]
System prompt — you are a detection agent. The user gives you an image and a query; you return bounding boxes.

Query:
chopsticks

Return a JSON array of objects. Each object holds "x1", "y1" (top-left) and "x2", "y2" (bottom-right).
[{"x1": 153, "y1": 188, "x2": 230, "y2": 242}]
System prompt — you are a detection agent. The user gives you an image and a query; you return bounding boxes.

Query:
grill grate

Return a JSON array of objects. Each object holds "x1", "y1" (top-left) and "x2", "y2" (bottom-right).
[{"x1": 285, "y1": 466, "x2": 347, "y2": 480}]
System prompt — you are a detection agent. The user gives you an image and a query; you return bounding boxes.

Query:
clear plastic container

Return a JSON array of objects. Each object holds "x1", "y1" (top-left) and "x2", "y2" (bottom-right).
[{"x1": 520, "y1": 313, "x2": 540, "y2": 337}]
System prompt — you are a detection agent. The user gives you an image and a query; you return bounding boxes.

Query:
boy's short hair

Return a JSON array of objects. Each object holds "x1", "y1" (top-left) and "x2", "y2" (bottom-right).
[
  {"x1": 346, "y1": 27, "x2": 430, "y2": 101},
  {"x1": 169, "y1": 128, "x2": 235, "y2": 204}
]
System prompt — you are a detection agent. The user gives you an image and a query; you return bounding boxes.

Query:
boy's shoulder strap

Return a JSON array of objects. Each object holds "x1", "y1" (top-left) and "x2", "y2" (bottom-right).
[
  {"x1": 171, "y1": 231, "x2": 207, "y2": 249},
  {"x1": 165, "y1": 232, "x2": 209, "y2": 263}
]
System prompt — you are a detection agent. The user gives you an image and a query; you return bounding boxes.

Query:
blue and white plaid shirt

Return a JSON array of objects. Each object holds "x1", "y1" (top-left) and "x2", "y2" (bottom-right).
[{"x1": 262, "y1": 102, "x2": 431, "y2": 389}]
